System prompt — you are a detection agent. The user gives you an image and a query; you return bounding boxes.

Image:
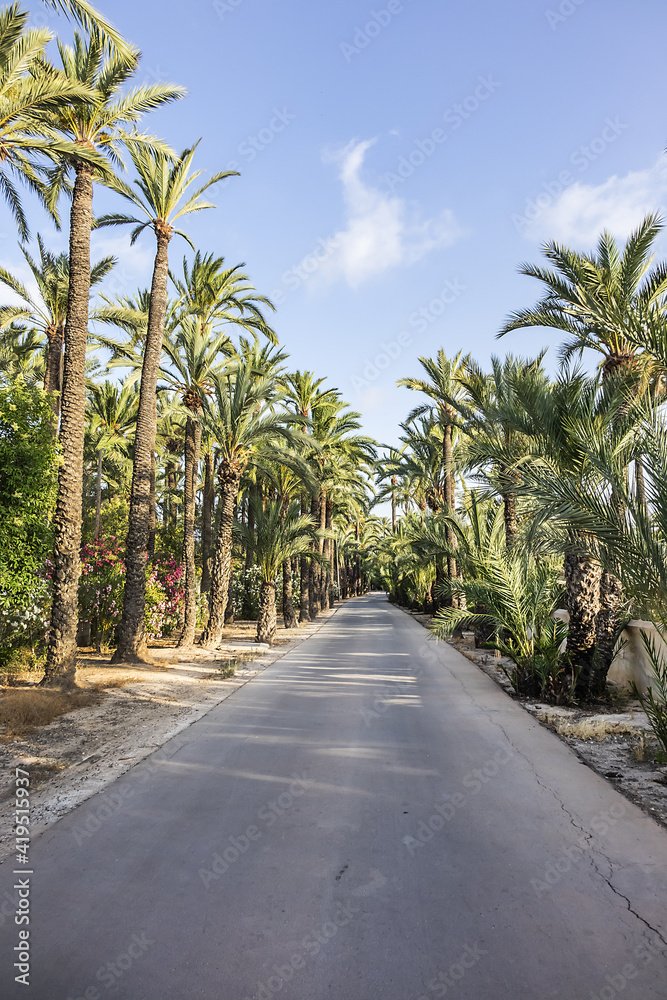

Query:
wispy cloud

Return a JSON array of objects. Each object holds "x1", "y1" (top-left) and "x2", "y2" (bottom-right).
[
  {"x1": 318, "y1": 138, "x2": 461, "y2": 288},
  {"x1": 522, "y1": 155, "x2": 667, "y2": 245}
]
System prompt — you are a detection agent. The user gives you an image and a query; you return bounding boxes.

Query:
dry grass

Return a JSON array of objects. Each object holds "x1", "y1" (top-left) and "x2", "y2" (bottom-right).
[
  {"x1": 552, "y1": 717, "x2": 640, "y2": 741},
  {"x1": 0, "y1": 671, "x2": 139, "y2": 738},
  {"x1": 0, "y1": 688, "x2": 101, "y2": 737}
]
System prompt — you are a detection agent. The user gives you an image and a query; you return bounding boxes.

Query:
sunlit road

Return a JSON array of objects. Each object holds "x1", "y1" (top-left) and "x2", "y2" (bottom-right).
[{"x1": 1, "y1": 593, "x2": 667, "y2": 999}]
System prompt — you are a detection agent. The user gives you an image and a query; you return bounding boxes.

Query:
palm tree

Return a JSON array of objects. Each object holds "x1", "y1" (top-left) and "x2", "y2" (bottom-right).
[
  {"x1": 159, "y1": 317, "x2": 230, "y2": 645},
  {"x1": 0, "y1": 4, "x2": 102, "y2": 240},
  {"x1": 171, "y1": 251, "x2": 277, "y2": 344},
  {"x1": 430, "y1": 543, "x2": 568, "y2": 700},
  {"x1": 42, "y1": 31, "x2": 182, "y2": 686},
  {"x1": 0, "y1": 237, "x2": 114, "y2": 419},
  {"x1": 500, "y1": 215, "x2": 667, "y2": 378},
  {"x1": 238, "y1": 500, "x2": 318, "y2": 644},
  {"x1": 200, "y1": 352, "x2": 293, "y2": 648},
  {"x1": 398, "y1": 350, "x2": 469, "y2": 582},
  {"x1": 500, "y1": 216, "x2": 667, "y2": 682},
  {"x1": 97, "y1": 143, "x2": 236, "y2": 662}
]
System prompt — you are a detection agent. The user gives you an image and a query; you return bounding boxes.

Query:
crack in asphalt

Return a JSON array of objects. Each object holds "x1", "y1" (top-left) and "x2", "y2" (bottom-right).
[{"x1": 411, "y1": 619, "x2": 667, "y2": 952}]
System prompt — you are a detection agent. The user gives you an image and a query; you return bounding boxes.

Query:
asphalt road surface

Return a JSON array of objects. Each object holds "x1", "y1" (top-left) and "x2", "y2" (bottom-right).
[{"x1": 2, "y1": 593, "x2": 667, "y2": 999}]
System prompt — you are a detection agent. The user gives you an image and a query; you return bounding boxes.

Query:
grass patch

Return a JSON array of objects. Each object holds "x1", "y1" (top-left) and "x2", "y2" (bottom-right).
[
  {"x1": 553, "y1": 717, "x2": 641, "y2": 741},
  {"x1": 209, "y1": 651, "x2": 258, "y2": 680},
  {"x1": 0, "y1": 688, "x2": 101, "y2": 737}
]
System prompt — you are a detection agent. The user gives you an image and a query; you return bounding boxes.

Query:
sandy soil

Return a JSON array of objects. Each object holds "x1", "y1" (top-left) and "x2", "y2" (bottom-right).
[
  {"x1": 0, "y1": 609, "x2": 339, "y2": 864},
  {"x1": 406, "y1": 610, "x2": 667, "y2": 830}
]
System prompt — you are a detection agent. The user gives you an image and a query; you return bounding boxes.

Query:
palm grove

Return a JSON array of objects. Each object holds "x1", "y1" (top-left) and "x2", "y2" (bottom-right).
[
  {"x1": 1, "y1": 2, "x2": 667, "y2": 755},
  {"x1": 0, "y1": 0, "x2": 377, "y2": 688}
]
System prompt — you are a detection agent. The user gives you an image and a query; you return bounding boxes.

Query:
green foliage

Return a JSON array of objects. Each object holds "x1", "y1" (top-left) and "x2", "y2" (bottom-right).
[
  {"x1": 430, "y1": 545, "x2": 574, "y2": 702},
  {"x1": 0, "y1": 378, "x2": 58, "y2": 629},
  {"x1": 631, "y1": 632, "x2": 667, "y2": 754}
]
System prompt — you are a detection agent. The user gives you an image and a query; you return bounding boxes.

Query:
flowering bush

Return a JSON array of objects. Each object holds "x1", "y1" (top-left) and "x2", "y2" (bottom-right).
[
  {"x1": 146, "y1": 555, "x2": 184, "y2": 639},
  {"x1": 79, "y1": 538, "x2": 184, "y2": 648},
  {"x1": 79, "y1": 536, "x2": 125, "y2": 649}
]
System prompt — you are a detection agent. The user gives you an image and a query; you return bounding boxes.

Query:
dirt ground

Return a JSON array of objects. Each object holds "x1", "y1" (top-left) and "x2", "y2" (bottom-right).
[{"x1": 0, "y1": 611, "x2": 338, "y2": 864}]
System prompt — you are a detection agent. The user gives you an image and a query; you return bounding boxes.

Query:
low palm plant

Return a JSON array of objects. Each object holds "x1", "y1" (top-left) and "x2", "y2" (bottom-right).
[
  {"x1": 237, "y1": 501, "x2": 318, "y2": 644},
  {"x1": 430, "y1": 545, "x2": 573, "y2": 702}
]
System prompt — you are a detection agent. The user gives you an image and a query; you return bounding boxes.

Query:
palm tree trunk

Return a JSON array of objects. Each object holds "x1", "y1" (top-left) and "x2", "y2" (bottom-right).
[
  {"x1": 43, "y1": 162, "x2": 94, "y2": 688},
  {"x1": 282, "y1": 559, "x2": 297, "y2": 628},
  {"x1": 309, "y1": 492, "x2": 321, "y2": 618},
  {"x1": 257, "y1": 581, "x2": 276, "y2": 644},
  {"x1": 502, "y1": 489, "x2": 518, "y2": 550},
  {"x1": 225, "y1": 504, "x2": 236, "y2": 626},
  {"x1": 94, "y1": 448, "x2": 102, "y2": 542},
  {"x1": 299, "y1": 493, "x2": 311, "y2": 622},
  {"x1": 112, "y1": 227, "x2": 171, "y2": 663},
  {"x1": 318, "y1": 487, "x2": 327, "y2": 608},
  {"x1": 564, "y1": 547, "x2": 601, "y2": 694},
  {"x1": 325, "y1": 497, "x2": 334, "y2": 608},
  {"x1": 201, "y1": 461, "x2": 241, "y2": 648},
  {"x1": 241, "y1": 489, "x2": 256, "y2": 618},
  {"x1": 391, "y1": 477, "x2": 397, "y2": 534},
  {"x1": 148, "y1": 448, "x2": 156, "y2": 558},
  {"x1": 178, "y1": 413, "x2": 202, "y2": 646},
  {"x1": 201, "y1": 451, "x2": 214, "y2": 593},
  {"x1": 44, "y1": 320, "x2": 65, "y2": 425},
  {"x1": 593, "y1": 571, "x2": 624, "y2": 694},
  {"x1": 443, "y1": 420, "x2": 458, "y2": 587}
]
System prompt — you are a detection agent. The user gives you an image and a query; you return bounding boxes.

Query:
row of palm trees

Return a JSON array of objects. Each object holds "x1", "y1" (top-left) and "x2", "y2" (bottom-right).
[
  {"x1": 0, "y1": 1, "x2": 379, "y2": 684},
  {"x1": 369, "y1": 215, "x2": 667, "y2": 715}
]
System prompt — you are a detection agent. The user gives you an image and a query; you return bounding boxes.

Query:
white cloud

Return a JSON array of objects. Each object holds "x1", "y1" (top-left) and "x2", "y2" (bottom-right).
[
  {"x1": 522, "y1": 156, "x2": 667, "y2": 245},
  {"x1": 318, "y1": 138, "x2": 461, "y2": 288}
]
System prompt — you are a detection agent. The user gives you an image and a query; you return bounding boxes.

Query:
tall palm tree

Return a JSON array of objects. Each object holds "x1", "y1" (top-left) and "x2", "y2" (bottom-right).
[
  {"x1": 0, "y1": 236, "x2": 114, "y2": 418},
  {"x1": 281, "y1": 371, "x2": 339, "y2": 621},
  {"x1": 500, "y1": 216, "x2": 667, "y2": 682},
  {"x1": 200, "y1": 353, "x2": 293, "y2": 649},
  {"x1": 42, "y1": 31, "x2": 182, "y2": 686},
  {"x1": 98, "y1": 143, "x2": 236, "y2": 662},
  {"x1": 398, "y1": 350, "x2": 469, "y2": 582},
  {"x1": 237, "y1": 500, "x2": 317, "y2": 644},
  {"x1": 160, "y1": 317, "x2": 230, "y2": 645}
]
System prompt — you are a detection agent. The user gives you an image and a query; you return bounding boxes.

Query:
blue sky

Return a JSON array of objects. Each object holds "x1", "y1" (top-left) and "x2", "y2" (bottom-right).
[{"x1": 5, "y1": 0, "x2": 667, "y2": 449}]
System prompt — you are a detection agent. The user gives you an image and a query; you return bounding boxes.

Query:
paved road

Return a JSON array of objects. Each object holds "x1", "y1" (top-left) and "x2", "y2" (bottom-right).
[{"x1": 1, "y1": 594, "x2": 667, "y2": 999}]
